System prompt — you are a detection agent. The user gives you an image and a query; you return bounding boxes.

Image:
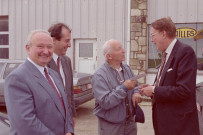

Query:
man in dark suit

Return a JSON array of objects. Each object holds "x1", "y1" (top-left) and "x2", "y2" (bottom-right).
[
  {"x1": 139, "y1": 17, "x2": 200, "y2": 135},
  {"x1": 4, "y1": 29, "x2": 74, "y2": 135},
  {"x1": 47, "y1": 23, "x2": 76, "y2": 126}
]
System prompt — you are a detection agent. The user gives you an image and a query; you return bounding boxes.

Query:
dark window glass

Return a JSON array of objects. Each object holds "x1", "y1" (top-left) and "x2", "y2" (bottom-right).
[
  {"x1": 0, "y1": 48, "x2": 9, "y2": 59},
  {"x1": 3, "y1": 63, "x2": 21, "y2": 79},
  {"x1": 79, "y1": 43, "x2": 93, "y2": 57},
  {"x1": 0, "y1": 34, "x2": 8, "y2": 45},
  {"x1": 0, "y1": 16, "x2": 8, "y2": 31}
]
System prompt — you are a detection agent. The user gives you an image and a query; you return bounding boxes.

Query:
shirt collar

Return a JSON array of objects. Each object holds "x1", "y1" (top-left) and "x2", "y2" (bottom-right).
[
  {"x1": 165, "y1": 38, "x2": 177, "y2": 55},
  {"x1": 27, "y1": 57, "x2": 47, "y2": 77},
  {"x1": 52, "y1": 53, "x2": 59, "y2": 64}
]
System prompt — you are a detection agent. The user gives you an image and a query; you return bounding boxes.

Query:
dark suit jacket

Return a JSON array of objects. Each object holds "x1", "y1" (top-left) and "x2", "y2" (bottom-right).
[
  {"x1": 47, "y1": 55, "x2": 76, "y2": 117},
  {"x1": 153, "y1": 40, "x2": 200, "y2": 135},
  {"x1": 4, "y1": 60, "x2": 74, "y2": 135}
]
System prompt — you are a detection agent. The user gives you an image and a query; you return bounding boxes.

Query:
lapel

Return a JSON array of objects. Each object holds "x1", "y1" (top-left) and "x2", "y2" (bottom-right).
[
  {"x1": 61, "y1": 56, "x2": 69, "y2": 87},
  {"x1": 159, "y1": 41, "x2": 179, "y2": 86},
  {"x1": 25, "y1": 60, "x2": 66, "y2": 119},
  {"x1": 48, "y1": 59, "x2": 64, "y2": 83}
]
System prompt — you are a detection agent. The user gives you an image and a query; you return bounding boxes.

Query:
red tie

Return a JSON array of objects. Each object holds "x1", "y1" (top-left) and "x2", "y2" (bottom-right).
[
  {"x1": 155, "y1": 52, "x2": 167, "y2": 86},
  {"x1": 57, "y1": 57, "x2": 60, "y2": 72},
  {"x1": 44, "y1": 68, "x2": 65, "y2": 111}
]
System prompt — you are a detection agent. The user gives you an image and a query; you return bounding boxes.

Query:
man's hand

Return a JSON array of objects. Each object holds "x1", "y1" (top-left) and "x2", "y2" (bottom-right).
[
  {"x1": 139, "y1": 85, "x2": 153, "y2": 97},
  {"x1": 132, "y1": 93, "x2": 142, "y2": 107},
  {"x1": 66, "y1": 133, "x2": 72, "y2": 135},
  {"x1": 123, "y1": 80, "x2": 137, "y2": 90}
]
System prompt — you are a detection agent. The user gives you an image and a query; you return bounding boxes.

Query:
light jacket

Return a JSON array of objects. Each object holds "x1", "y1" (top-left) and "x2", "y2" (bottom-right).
[{"x1": 92, "y1": 62, "x2": 138, "y2": 123}]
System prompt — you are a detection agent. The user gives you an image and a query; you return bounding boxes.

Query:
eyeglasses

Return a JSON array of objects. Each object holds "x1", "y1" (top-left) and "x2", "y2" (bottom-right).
[{"x1": 150, "y1": 32, "x2": 160, "y2": 38}]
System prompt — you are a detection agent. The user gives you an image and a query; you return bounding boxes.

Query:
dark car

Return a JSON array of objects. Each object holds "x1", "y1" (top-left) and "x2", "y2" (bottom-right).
[
  {"x1": 0, "y1": 60, "x2": 93, "y2": 107},
  {"x1": 196, "y1": 63, "x2": 203, "y2": 134}
]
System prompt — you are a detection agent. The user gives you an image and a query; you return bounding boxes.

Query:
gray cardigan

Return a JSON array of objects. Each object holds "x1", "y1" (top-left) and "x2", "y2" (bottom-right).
[{"x1": 92, "y1": 62, "x2": 138, "y2": 123}]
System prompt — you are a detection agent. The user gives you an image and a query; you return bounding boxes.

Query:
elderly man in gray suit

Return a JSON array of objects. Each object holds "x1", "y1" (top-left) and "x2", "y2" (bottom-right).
[
  {"x1": 4, "y1": 29, "x2": 74, "y2": 135},
  {"x1": 47, "y1": 23, "x2": 76, "y2": 126}
]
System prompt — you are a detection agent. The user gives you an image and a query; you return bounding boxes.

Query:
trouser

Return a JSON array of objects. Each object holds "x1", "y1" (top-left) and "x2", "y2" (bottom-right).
[{"x1": 98, "y1": 117, "x2": 137, "y2": 135}]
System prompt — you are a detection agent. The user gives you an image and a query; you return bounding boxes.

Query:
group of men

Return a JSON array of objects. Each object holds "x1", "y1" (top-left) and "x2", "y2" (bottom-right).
[{"x1": 5, "y1": 17, "x2": 200, "y2": 135}]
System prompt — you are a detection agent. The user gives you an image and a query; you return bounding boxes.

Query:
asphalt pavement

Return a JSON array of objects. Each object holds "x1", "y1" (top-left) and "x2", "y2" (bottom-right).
[{"x1": 75, "y1": 99, "x2": 154, "y2": 135}]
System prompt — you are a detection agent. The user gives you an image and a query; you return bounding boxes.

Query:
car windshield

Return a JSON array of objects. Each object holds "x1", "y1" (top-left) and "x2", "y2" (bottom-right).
[
  {"x1": 0, "y1": 63, "x2": 5, "y2": 76},
  {"x1": 3, "y1": 63, "x2": 21, "y2": 79}
]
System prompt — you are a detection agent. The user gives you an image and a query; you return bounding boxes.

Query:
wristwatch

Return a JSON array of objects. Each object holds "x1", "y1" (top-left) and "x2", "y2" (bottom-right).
[{"x1": 152, "y1": 86, "x2": 155, "y2": 94}]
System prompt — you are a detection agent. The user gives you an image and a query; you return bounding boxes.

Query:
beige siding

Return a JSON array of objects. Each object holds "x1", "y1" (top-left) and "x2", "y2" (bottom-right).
[
  {"x1": 148, "y1": 0, "x2": 203, "y2": 23},
  {"x1": 3, "y1": 0, "x2": 128, "y2": 68},
  {"x1": 0, "y1": 0, "x2": 8, "y2": 15}
]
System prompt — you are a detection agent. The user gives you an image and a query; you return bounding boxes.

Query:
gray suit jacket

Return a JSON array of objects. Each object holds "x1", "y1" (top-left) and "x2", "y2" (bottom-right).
[
  {"x1": 4, "y1": 60, "x2": 74, "y2": 135},
  {"x1": 47, "y1": 56, "x2": 76, "y2": 117}
]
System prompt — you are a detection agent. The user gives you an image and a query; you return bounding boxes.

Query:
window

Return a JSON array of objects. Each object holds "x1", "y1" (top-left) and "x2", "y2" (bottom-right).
[
  {"x1": 0, "y1": 16, "x2": 9, "y2": 59},
  {"x1": 3, "y1": 63, "x2": 21, "y2": 79},
  {"x1": 148, "y1": 23, "x2": 203, "y2": 68},
  {"x1": 79, "y1": 43, "x2": 93, "y2": 57}
]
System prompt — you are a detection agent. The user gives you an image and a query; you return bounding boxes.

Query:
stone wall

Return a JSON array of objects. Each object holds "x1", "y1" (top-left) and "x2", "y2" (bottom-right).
[{"x1": 130, "y1": 0, "x2": 147, "y2": 84}]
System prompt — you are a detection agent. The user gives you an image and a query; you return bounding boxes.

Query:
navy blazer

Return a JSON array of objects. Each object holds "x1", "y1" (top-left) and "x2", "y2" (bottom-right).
[
  {"x1": 5, "y1": 60, "x2": 74, "y2": 135},
  {"x1": 153, "y1": 40, "x2": 200, "y2": 135}
]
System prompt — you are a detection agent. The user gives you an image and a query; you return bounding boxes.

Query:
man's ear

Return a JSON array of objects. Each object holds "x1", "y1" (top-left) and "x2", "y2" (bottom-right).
[
  {"x1": 106, "y1": 53, "x2": 112, "y2": 60},
  {"x1": 163, "y1": 31, "x2": 167, "y2": 39},
  {"x1": 25, "y1": 44, "x2": 30, "y2": 54},
  {"x1": 52, "y1": 37, "x2": 57, "y2": 45}
]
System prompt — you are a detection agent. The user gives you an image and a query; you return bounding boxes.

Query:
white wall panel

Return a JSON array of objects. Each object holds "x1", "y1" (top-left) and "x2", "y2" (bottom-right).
[
  {"x1": 97, "y1": 0, "x2": 106, "y2": 67},
  {"x1": 198, "y1": 0, "x2": 203, "y2": 22},
  {"x1": 188, "y1": 0, "x2": 197, "y2": 22},
  {"x1": 167, "y1": 0, "x2": 177, "y2": 22},
  {"x1": 0, "y1": 0, "x2": 8, "y2": 15},
  {"x1": 72, "y1": 0, "x2": 81, "y2": 38},
  {"x1": 42, "y1": 0, "x2": 50, "y2": 29},
  {"x1": 114, "y1": 0, "x2": 123, "y2": 42},
  {"x1": 29, "y1": 0, "x2": 36, "y2": 30},
  {"x1": 156, "y1": 0, "x2": 167, "y2": 19},
  {"x1": 88, "y1": 0, "x2": 97, "y2": 38},
  {"x1": 81, "y1": 0, "x2": 89, "y2": 38},
  {"x1": 177, "y1": 0, "x2": 187, "y2": 23},
  {"x1": 58, "y1": 0, "x2": 65, "y2": 22},
  {"x1": 105, "y1": 0, "x2": 114, "y2": 40},
  {"x1": 64, "y1": 0, "x2": 72, "y2": 28},
  {"x1": 15, "y1": 0, "x2": 22, "y2": 59},
  {"x1": 148, "y1": 0, "x2": 203, "y2": 24},
  {"x1": 36, "y1": 0, "x2": 43, "y2": 29},
  {"x1": 9, "y1": 0, "x2": 16, "y2": 59},
  {"x1": 22, "y1": 0, "x2": 29, "y2": 58},
  {"x1": 5, "y1": 0, "x2": 128, "y2": 68},
  {"x1": 50, "y1": 0, "x2": 57, "y2": 24}
]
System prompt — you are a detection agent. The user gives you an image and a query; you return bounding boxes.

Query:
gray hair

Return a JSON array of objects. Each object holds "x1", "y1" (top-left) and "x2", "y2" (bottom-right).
[
  {"x1": 102, "y1": 39, "x2": 115, "y2": 59},
  {"x1": 26, "y1": 29, "x2": 53, "y2": 46}
]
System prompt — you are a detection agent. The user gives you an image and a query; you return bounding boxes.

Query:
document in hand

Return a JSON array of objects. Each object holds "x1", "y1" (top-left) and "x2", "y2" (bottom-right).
[{"x1": 129, "y1": 73, "x2": 146, "y2": 80}]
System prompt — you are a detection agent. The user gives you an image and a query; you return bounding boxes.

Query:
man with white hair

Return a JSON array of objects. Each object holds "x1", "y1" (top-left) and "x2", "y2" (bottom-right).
[
  {"x1": 5, "y1": 29, "x2": 74, "y2": 135},
  {"x1": 92, "y1": 39, "x2": 142, "y2": 135}
]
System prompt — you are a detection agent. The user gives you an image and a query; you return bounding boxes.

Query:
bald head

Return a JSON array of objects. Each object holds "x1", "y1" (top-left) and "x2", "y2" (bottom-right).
[{"x1": 102, "y1": 39, "x2": 125, "y2": 63}]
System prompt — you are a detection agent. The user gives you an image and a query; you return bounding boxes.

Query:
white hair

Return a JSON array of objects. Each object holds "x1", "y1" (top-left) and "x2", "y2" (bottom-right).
[
  {"x1": 26, "y1": 29, "x2": 53, "y2": 46},
  {"x1": 102, "y1": 39, "x2": 118, "y2": 59}
]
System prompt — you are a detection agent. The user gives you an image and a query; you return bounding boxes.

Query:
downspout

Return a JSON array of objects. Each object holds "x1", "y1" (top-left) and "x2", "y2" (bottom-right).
[{"x1": 126, "y1": 0, "x2": 131, "y2": 65}]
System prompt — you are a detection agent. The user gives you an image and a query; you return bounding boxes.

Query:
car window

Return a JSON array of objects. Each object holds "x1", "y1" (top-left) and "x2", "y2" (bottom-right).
[
  {"x1": 0, "y1": 63, "x2": 5, "y2": 74},
  {"x1": 3, "y1": 63, "x2": 21, "y2": 79}
]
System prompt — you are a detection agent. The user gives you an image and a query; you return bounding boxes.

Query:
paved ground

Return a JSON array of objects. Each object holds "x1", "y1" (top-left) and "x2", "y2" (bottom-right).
[
  {"x1": 0, "y1": 100, "x2": 154, "y2": 135},
  {"x1": 75, "y1": 99, "x2": 154, "y2": 135}
]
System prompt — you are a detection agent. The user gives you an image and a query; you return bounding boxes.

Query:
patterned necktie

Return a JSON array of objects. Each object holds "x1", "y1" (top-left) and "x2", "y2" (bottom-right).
[
  {"x1": 57, "y1": 57, "x2": 60, "y2": 72},
  {"x1": 155, "y1": 52, "x2": 167, "y2": 86},
  {"x1": 44, "y1": 68, "x2": 65, "y2": 112}
]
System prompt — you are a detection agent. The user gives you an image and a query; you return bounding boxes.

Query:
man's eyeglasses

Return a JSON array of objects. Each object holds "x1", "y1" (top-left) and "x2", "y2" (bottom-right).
[{"x1": 150, "y1": 32, "x2": 160, "y2": 38}]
